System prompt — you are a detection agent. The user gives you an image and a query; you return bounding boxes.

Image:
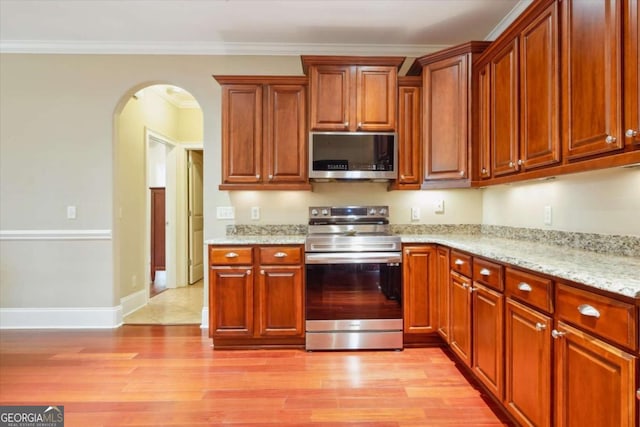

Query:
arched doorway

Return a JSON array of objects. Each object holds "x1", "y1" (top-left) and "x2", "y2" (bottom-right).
[{"x1": 113, "y1": 83, "x2": 204, "y2": 325}]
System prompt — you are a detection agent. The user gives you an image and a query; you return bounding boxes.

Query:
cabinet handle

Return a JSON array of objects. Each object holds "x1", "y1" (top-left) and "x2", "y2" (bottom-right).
[
  {"x1": 517, "y1": 159, "x2": 523, "y2": 165},
  {"x1": 626, "y1": 129, "x2": 639, "y2": 138},
  {"x1": 535, "y1": 322, "x2": 547, "y2": 332},
  {"x1": 344, "y1": 121, "x2": 349, "y2": 128},
  {"x1": 274, "y1": 252, "x2": 287, "y2": 258},
  {"x1": 479, "y1": 268, "x2": 491, "y2": 276},
  {"x1": 454, "y1": 259, "x2": 464, "y2": 266},
  {"x1": 551, "y1": 329, "x2": 566, "y2": 339},
  {"x1": 400, "y1": 174, "x2": 405, "y2": 179},
  {"x1": 637, "y1": 388, "x2": 640, "y2": 400},
  {"x1": 577, "y1": 304, "x2": 600, "y2": 318},
  {"x1": 357, "y1": 122, "x2": 362, "y2": 129},
  {"x1": 605, "y1": 135, "x2": 617, "y2": 144},
  {"x1": 469, "y1": 286, "x2": 477, "y2": 293},
  {"x1": 462, "y1": 283, "x2": 469, "y2": 289},
  {"x1": 459, "y1": 170, "x2": 465, "y2": 177},
  {"x1": 481, "y1": 168, "x2": 487, "y2": 175},
  {"x1": 509, "y1": 161, "x2": 515, "y2": 168},
  {"x1": 260, "y1": 269, "x2": 265, "y2": 275},
  {"x1": 256, "y1": 174, "x2": 260, "y2": 179},
  {"x1": 517, "y1": 282, "x2": 532, "y2": 292},
  {"x1": 246, "y1": 269, "x2": 251, "y2": 275},
  {"x1": 225, "y1": 252, "x2": 239, "y2": 258},
  {"x1": 268, "y1": 174, "x2": 273, "y2": 180}
]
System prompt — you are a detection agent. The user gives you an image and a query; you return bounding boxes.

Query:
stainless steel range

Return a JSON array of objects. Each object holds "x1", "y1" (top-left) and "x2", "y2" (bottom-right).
[{"x1": 305, "y1": 205, "x2": 403, "y2": 350}]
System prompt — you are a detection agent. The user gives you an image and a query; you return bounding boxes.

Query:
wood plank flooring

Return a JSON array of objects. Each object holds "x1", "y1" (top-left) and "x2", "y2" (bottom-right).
[{"x1": 0, "y1": 326, "x2": 514, "y2": 426}]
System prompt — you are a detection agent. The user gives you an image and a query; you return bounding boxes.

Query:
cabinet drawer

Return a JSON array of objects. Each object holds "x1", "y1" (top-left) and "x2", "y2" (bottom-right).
[
  {"x1": 556, "y1": 284, "x2": 637, "y2": 350},
  {"x1": 209, "y1": 246, "x2": 253, "y2": 265},
  {"x1": 450, "y1": 250, "x2": 472, "y2": 277},
  {"x1": 473, "y1": 257, "x2": 504, "y2": 291},
  {"x1": 259, "y1": 246, "x2": 302, "y2": 265},
  {"x1": 505, "y1": 268, "x2": 553, "y2": 313}
]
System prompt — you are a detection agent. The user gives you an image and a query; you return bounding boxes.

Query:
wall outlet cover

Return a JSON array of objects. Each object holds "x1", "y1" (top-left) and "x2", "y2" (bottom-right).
[
  {"x1": 251, "y1": 206, "x2": 260, "y2": 220},
  {"x1": 216, "y1": 206, "x2": 235, "y2": 220},
  {"x1": 434, "y1": 200, "x2": 445, "y2": 214},
  {"x1": 411, "y1": 207, "x2": 420, "y2": 221}
]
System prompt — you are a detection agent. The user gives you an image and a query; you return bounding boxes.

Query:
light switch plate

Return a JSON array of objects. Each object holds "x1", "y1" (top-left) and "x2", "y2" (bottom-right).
[
  {"x1": 216, "y1": 206, "x2": 235, "y2": 220},
  {"x1": 434, "y1": 200, "x2": 445, "y2": 214},
  {"x1": 251, "y1": 207, "x2": 260, "y2": 220},
  {"x1": 411, "y1": 207, "x2": 420, "y2": 221},
  {"x1": 544, "y1": 205, "x2": 552, "y2": 225},
  {"x1": 67, "y1": 205, "x2": 77, "y2": 219}
]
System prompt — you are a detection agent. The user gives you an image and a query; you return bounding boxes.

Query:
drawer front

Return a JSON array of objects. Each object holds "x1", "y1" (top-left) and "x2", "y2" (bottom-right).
[
  {"x1": 259, "y1": 246, "x2": 302, "y2": 265},
  {"x1": 473, "y1": 257, "x2": 504, "y2": 291},
  {"x1": 505, "y1": 268, "x2": 554, "y2": 313},
  {"x1": 209, "y1": 246, "x2": 253, "y2": 265},
  {"x1": 556, "y1": 283, "x2": 637, "y2": 350},
  {"x1": 450, "y1": 250, "x2": 472, "y2": 278}
]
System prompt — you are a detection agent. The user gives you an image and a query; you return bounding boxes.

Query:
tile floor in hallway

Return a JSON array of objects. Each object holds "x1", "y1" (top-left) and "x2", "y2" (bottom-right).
[{"x1": 124, "y1": 280, "x2": 203, "y2": 325}]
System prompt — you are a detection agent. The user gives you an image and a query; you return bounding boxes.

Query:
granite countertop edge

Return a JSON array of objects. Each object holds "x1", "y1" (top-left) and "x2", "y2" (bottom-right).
[{"x1": 205, "y1": 234, "x2": 640, "y2": 299}]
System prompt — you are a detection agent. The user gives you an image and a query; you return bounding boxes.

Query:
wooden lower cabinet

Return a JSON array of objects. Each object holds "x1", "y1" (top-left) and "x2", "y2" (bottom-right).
[
  {"x1": 435, "y1": 246, "x2": 451, "y2": 343},
  {"x1": 504, "y1": 298, "x2": 552, "y2": 427},
  {"x1": 210, "y1": 266, "x2": 254, "y2": 337},
  {"x1": 554, "y1": 321, "x2": 637, "y2": 427},
  {"x1": 450, "y1": 271, "x2": 472, "y2": 366},
  {"x1": 209, "y1": 245, "x2": 305, "y2": 348},
  {"x1": 403, "y1": 245, "x2": 437, "y2": 343},
  {"x1": 256, "y1": 265, "x2": 304, "y2": 337},
  {"x1": 472, "y1": 283, "x2": 504, "y2": 399}
]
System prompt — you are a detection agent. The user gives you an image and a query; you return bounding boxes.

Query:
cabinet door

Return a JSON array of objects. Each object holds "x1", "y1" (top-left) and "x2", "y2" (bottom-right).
[
  {"x1": 436, "y1": 246, "x2": 451, "y2": 343},
  {"x1": 561, "y1": 0, "x2": 624, "y2": 159},
  {"x1": 472, "y1": 283, "x2": 504, "y2": 400},
  {"x1": 477, "y1": 63, "x2": 491, "y2": 180},
  {"x1": 450, "y1": 271, "x2": 472, "y2": 366},
  {"x1": 309, "y1": 65, "x2": 352, "y2": 131},
  {"x1": 491, "y1": 39, "x2": 520, "y2": 177},
  {"x1": 625, "y1": 0, "x2": 639, "y2": 146},
  {"x1": 504, "y1": 299, "x2": 552, "y2": 427},
  {"x1": 210, "y1": 266, "x2": 254, "y2": 338},
  {"x1": 424, "y1": 54, "x2": 469, "y2": 180},
  {"x1": 221, "y1": 84, "x2": 262, "y2": 184},
  {"x1": 356, "y1": 66, "x2": 397, "y2": 131},
  {"x1": 264, "y1": 84, "x2": 307, "y2": 184},
  {"x1": 520, "y1": 1, "x2": 560, "y2": 169},
  {"x1": 256, "y1": 265, "x2": 304, "y2": 337},
  {"x1": 554, "y1": 321, "x2": 636, "y2": 427},
  {"x1": 402, "y1": 246, "x2": 437, "y2": 334},
  {"x1": 396, "y1": 83, "x2": 422, "y2": 187}
]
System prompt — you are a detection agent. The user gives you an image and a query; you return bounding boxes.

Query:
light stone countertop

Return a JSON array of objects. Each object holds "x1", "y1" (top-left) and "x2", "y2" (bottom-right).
[{"x1": 206, "y1": 234, "x2": 640, "y2": 299}]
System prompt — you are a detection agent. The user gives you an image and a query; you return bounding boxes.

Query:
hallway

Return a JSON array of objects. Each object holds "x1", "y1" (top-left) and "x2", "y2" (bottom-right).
[{"x1": 124, "y1": 280, "x2": 203, "y2": 325}]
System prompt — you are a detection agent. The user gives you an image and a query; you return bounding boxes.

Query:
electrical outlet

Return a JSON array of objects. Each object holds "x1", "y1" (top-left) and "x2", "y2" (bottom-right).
[
  {"x1": 411, "y1": 207, "x2": 420, "y2": 221},
  {"x1": 544, "y1": 205, "x2": 552, "y2": 225},
  {"x1": 66, "y1": 205, "x2": 77, "y2": 219},
  {"x1": 251, "y1": 206, "x2": 260, "y2": 220},
  {"x1": 216, "y1": 206, "x2": 235, "y2": 219},
  {"x1": 434, "y1": 200, "x2": 445, "y2": 214}
]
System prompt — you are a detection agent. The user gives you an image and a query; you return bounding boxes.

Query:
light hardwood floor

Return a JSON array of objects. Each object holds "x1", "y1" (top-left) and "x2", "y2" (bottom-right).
[
  {"x1": 0, "y1": 326, "x2": 514, "y2": 426},
  {"x1": 124, "y1": 281, "x2": 203, "y2": 325}
]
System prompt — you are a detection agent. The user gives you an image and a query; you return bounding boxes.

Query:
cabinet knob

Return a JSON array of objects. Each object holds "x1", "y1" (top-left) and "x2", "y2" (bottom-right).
[
  {"x1": 400, "y1": 174, "x2": 405, "y2": 179},
  {"x1": 344, "y1": 121, "x2": 349, "y2": 128},
  {"x1": 357, "y1": 122, "x2": 362, "y2": 129},
  {"x1": 246, "y1": 269, "x2": 251, "y2": 275},
  {"x1": 577, "y1": 304, "x2": 600, "y2": 318},
  {"x1": 225, "y1": 252, "x2": 238, "y2": 258},
  {"x1": 260, "y1": 269, "x2": 265, "y2": 275},
  {"x1": 517, "y1": 282, "x2": 532, "y2": 292},
  {"x1": 268, "y1": 174, "x2": 273, "y2": 180},
  {"x1": 517, "y1": 159, "x2": 523, "y2": 166},
  {"x1": 459, "y1": 170, "x2": 465, "y2": 177},
  {"x1": 469, "y1": 286, "x2": 477, "y2": 293},
  {"x1": 454, "y1": 259, "x2": 464, "y2": 266},
  {"x1": 481, "y1": 168, "x2": 487, "y2": 175},
  {"x1": 256, "y1": 174, "x2": 260, "y2": 179},
  {"x1": 605, "y1": 135, "x2": 616, "y2": 144},
  {"x1": 480, "y1": 268, "x2": 491, "y2": 277},
  {"x1": 551, "y1": 329, "x2": 566, "y2": 339},
  {"x1": 626, "y1": 129, "x2": 639, "y2": 138},
  {"x1": 508, "y1": 161, "x2": 515, "y2": 168},
  {"x1": 535, "y1": 322, "x2": 547, "y2": 332}
]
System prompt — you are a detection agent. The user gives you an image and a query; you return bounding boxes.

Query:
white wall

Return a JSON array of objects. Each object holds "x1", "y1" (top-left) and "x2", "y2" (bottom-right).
[{"x1": 482, "y1": 167, "x2": 640, "y2": 236}]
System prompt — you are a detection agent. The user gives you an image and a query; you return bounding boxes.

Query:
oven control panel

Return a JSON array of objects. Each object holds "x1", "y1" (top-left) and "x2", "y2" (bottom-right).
[{"x1": 309, "y1": 205, "x2": 389, "y2": 219}]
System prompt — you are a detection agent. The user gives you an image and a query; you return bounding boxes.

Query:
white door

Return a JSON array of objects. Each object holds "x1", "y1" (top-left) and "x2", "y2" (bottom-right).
[{"x1": 188, "y1": 150, "x2": 204, "y2": 283}]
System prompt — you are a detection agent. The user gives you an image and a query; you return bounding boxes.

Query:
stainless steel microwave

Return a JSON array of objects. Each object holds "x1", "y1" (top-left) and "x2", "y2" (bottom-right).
[{"x1": 308, "y1": 132, "x2": 397, "y2": 180}]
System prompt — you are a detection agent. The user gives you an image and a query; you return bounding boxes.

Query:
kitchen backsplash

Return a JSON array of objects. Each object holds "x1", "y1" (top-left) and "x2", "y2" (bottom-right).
[{"x1": 226, "y1": 224, "x2": 639, "y2": 257}]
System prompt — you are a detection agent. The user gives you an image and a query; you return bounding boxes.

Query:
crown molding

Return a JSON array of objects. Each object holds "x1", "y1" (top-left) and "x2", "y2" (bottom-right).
[
  {"x1": 0, "y1": 40, "x2": 447, "y2": 58},
  {"x1": 484, "y1": 0, "x2": 533, "y2": 41}
]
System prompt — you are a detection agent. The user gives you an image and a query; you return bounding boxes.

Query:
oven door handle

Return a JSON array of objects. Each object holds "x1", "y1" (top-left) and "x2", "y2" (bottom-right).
[{"x1": 305, "y1": 252, "x2": 402, "y2": 264}]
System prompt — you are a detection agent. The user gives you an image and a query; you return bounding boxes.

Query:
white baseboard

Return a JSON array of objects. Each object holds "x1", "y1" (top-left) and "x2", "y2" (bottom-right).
[
  {"x1": 0, "y1": 306, "x2": 122, "y2": 329},
  {"x1": 120, "y1": 289, "x2": 147, "y2": 317},
  {"x1": 201, "y1": 307, "x2": 209, "y2": 329}
]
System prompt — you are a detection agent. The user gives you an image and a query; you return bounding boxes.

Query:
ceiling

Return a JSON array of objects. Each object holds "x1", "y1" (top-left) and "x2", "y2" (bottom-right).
[{"x1": 0, "y1": 0, "x2": 531, "y2": 56}]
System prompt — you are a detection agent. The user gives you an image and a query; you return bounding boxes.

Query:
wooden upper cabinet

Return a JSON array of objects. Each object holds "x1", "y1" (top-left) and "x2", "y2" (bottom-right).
[
  {"x1": 392, "y1": 77, "x2": 422, "y2": 189},
  {"x1": 264, "y1": 84, "x2": 308, "y2": 184},
  {"x1": 302, "y1": 56, "x2": 404, "y2": 132},
  {"x1": 220, "y1": 84, "x2": 263, "y2": 184},
  {"x1": 491, "y1": 38, "x2": 520, "y2": 177},
  {"x1": 519, "y1": 1, "x2": 560, "y2": 169},
  {"x1": 624, "y1": 0, "x2": 639, "y2": 147},
  {"x1": 477, "y1": 63, "x2": 492, "y2": 180},
  {"x1": 561, "y1": 0, "x2": 624, "y2": 159},
  {"x1": 214, "y1": 76, "x2": 310, "y2": 190}
]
